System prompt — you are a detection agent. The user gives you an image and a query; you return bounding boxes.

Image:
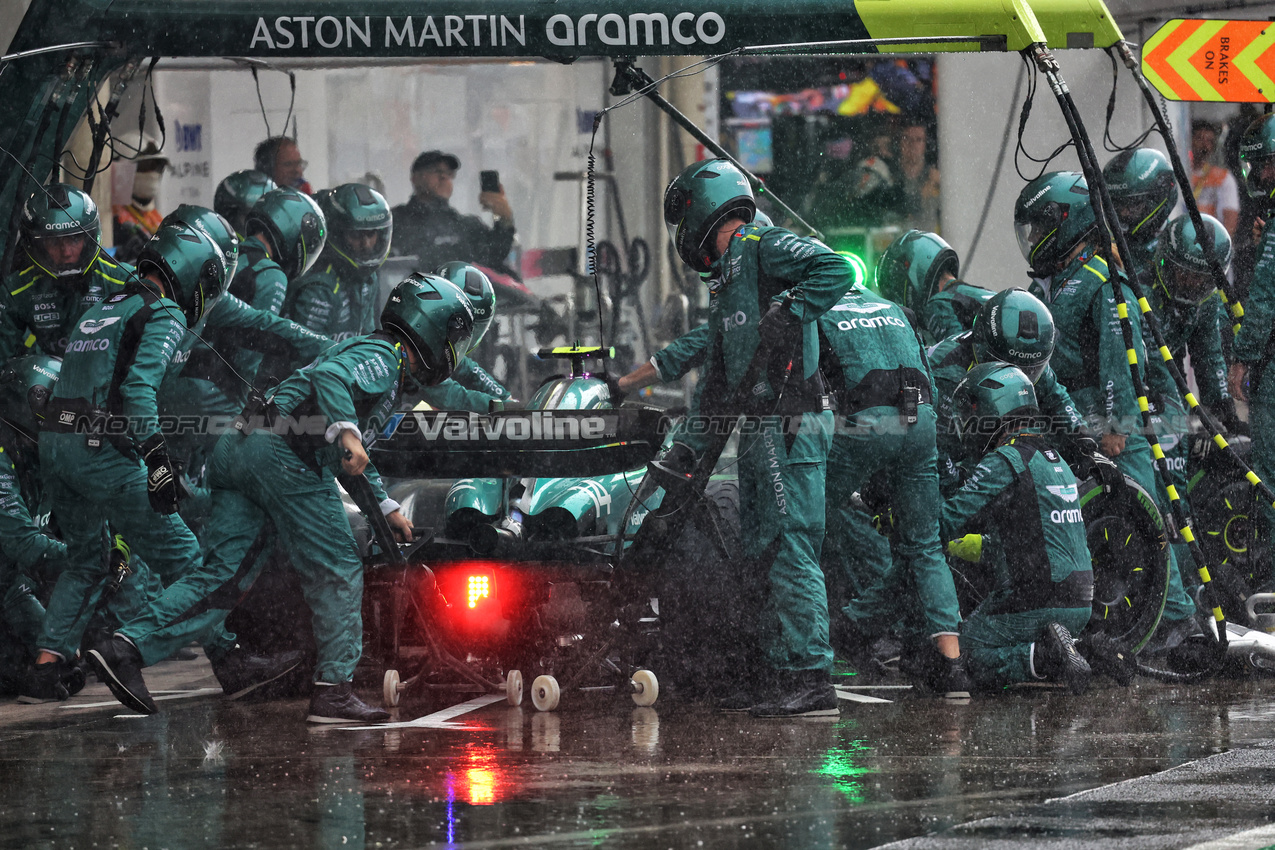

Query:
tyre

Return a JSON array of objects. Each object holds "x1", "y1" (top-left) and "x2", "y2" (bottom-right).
[{"x1": 1080, "y1": 473, "x2": 1171, "y2": 654}]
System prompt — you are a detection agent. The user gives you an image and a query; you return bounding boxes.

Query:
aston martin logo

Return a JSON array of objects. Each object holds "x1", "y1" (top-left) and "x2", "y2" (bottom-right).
[
  {"x1": 832, "y1": 301, "x2": 890, "y2": 314},
  {"x1": 77, "y1": 317, "x2": 121, "y2": 334},
  {"x1": 1046, "y1": 483, "x2": 1079, "y2": 503}
]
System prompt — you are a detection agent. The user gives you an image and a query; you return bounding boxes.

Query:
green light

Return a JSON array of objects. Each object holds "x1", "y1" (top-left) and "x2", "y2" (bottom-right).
[
  {"x1": 837, "y1": 251, "x2": 870, "y2": 290},
  {"x1": 814, "y1": 739, "x2": 876, "y2": 803}
]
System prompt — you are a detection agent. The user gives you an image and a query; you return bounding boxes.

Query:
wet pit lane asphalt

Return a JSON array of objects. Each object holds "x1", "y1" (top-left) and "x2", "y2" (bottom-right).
[{"x1": 2, "y1": 658, "x2": 1275, "y2": 850}]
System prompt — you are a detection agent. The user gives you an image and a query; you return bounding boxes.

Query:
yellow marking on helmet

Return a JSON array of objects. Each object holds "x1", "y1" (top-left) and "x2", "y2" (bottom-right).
[
  {"x1": 1138, "y1": 296, "x2": 1152, "y2": 314},
  {"x1": 1180, "y1": 526, "x2": 1195, "y2": 544},
  {"x1": 1104, "y1": 528, "x2": 1109, "y2": 541},
  {"x1": 1247, "y1": 471, "x2": 1262, "y2": 486},
  {"x1": 1029, "y1": 230, "x2": 1058, "y2": 263},
  {"x1": 1125, "y1": 597, "x2": 1132, "y2": 608},
  {"x1": 1213, "y1": 434, "x2": 1229, "y2": 450},
  {"x1": 1125, "y1": 533, "x2": 1132, "y2": 546},
  {"x1": 1133, "y1": 566, "x2": 1143, "y2": 572},
  {"x1": 1139, "y1": 397, "x2": 1150, "y2": 413},
  {"x1": 1184, "y1": 392, "x2": 1198, "y2": 408},
  {"x1": 1126, "y1": 349, "x2": 1138, "y2": 365},
  {"x1": 1165, "y1": 484, "x2": 1180, "y2": 501},
  {"x1": 1117, "y1": 302, "x2": 1129, "y2": 319},
  {"x1": 1159, "y1": 345, "x2": 1172, "y2": 362},
  {"x1": 1151, "y1": 443, "x2": 1165, "y2": 460},
  {"x1": 1225, "y1": 498, "x2": 1233, "y2": 510}
]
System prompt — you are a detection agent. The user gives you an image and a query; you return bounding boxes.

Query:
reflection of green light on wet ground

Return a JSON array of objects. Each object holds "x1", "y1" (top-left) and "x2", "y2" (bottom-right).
[{"x1": 816, "y1": 739, "x2": 875, "y2": 804}]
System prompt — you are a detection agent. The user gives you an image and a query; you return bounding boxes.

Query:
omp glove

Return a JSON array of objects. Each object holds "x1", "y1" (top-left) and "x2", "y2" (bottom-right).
[
  {"x1": 870, "y1": 507, "x2": 895, "y2": 537},
  {"x1": 604, "y1": 375, "x2": 626, "y2": 406},
  {"x1": 141, "y1": 434, "x2": 180, "y2": 515},
  {"x1": 758, "y1": 300, "x2": 801, "y2": 351},
  {"x1": 947, "y1": 534, "x2": 983, "y2": 563}
]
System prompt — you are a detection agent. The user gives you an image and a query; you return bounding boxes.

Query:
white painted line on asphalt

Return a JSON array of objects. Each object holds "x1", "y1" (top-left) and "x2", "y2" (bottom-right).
[
  {"x1": 834, "y1": 689, "x2": 893, "y2": 704},
  {"x1": 341, "y1": 693, "x2": 506, "y2": 731},
  {"x1": 835, "y1": 684, "x2": 913, "y2": 690},
  {"x1": 63, "y1": 688, "x2": 221, "y2": 710},
  {"x1": 1182, "y1": 823, "x2": 1275, "y2": 850}
]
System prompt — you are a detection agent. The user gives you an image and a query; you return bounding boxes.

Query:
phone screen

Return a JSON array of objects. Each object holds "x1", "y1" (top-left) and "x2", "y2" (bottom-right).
[{"x1": 480, "y1": 170, "x2": 500, "y2": 193}]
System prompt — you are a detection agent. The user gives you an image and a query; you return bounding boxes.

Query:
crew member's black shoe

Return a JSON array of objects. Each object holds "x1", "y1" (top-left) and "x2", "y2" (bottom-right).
[
  {"x1": 89, "y1": 636, "x2": 157, "y2": 714},
  {"x1": 211, "y1": 646, "x2": 305, "y2": 700},
  {"x1": 716, "y1": 671, "x2": 780, "y2": 712},
  {"x1": 307, "y1": 682, "x2": 390, "y2": 724},
  {"x1": 1035, "y1": 622, "x2": 1092, "y2": 695},
  {"x1": 749, "y1": 671, "x2": 840, "y2": 718},
  {"x1": 17, "y1": 658, "x2": 86, "y2": 704},
  {"x1": 935, "y1": 655, "x2": 972, "y2": 701}
]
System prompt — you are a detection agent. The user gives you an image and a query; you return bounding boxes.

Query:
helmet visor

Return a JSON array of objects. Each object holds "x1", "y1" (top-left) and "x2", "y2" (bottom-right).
[
  {"x1": 1242, "y1": 156, "x2": 1275, "y2": 201},
  {"x1": 1113, "y1": 196, "x2": 1167, "y2": 239},
  {"x1": 31, "y1": 233, "x2": 91, "y2": 277},
  {"x1": 1163, "y1": 261, "x2": 1217, "y2": 306},
  {"x1": 1014, "y1": 220, "x2": 1051, "y2": 265},
  {"x1": 341, "y1": 227, "x2": 391, "y2": 265}
]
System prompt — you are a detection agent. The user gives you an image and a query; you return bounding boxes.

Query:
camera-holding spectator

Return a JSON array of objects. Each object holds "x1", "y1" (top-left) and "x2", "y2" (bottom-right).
[
  {"x1": 391, "y1": 150, "x2": 519, "y2": 279},
  {"x1": 898, "y1": 122, "x2": 941, "y2": 234}
]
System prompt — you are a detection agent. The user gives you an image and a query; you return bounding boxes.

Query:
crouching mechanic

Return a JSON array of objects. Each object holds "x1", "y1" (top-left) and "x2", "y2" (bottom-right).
[
  {"x1": 35, "y1": 223, "x2": 239, "y2": 703},
  {"x1": 418, "y1": 261, "x2": 514, "y2": 411},
  {"x1": 0, "y1": 356, "x2": 70, "y2": 695},
  {"x1": 819, "y1": 285, "x2": 968, "y2": 696},
  {"x1": 875, "y1": 229, "x2": 993, "y2": 345},
  {"x1": 945, "y1": 364, "x2": 1094, "y2": 692},
  {"x1": 659, "y1": 159, "x2": 852, "y2": 717},
  {"x1": 89, "y1": 273, "x2": 473, "y2": 723},
  {"x1": 928, "y1": 289, "x2": 1087, "y2": 493}
]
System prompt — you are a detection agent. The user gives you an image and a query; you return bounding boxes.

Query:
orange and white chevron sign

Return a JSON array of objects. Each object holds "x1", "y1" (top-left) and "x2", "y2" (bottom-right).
[{"x1": 1142, "y1": 19, "x2": 1275, "y2": 102}]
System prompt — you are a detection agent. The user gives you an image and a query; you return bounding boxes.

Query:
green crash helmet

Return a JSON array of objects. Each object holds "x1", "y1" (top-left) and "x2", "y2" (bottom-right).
[
  {"x1": 1014, "y1": 171, "x2": 1097, "y2": 277},
  {"x1": 1240, "y1": 114, "x2": 1275, "y2": 209},
  {"x1": 1155, "y1": 213, "x2": 1232, "y2": 308},
  {"x1": 163, "y1": 204, "x2": 240, "y2": 284},
  {"x1": 663, "y1": 159, "x2": 756, "y2": 273},
  {"x1": 435, "y1": 261, "x2": 495, "y2": 351},
  {"x1": 952, "y1": 362, "x2": 1040, "y2": 458},
  {"x1": 381, "y1": 273, "x2": 475, "y2": 390},
  {"x1": 318, "y1": 183, "x2": 393, "y2": 272},
  {"x1": 213, "y1": 170, "x2": 277, "y2": 237},
  {"x1": 136, "y1": 222, "x2": 228, "y2": 327},
  {"x1": 876, "y1": 229, "x2": 959, "y2": 309},
  {"x1": 0, "y1": 353, "x2": 60, "y2": 442},
  {"x1": 1102, "y1": 148, "x2": 1177, "y2": 250},
  {"x1": 20, "y1": 183, "x2": 101, "y2": 278},
  {"x1": 970, "y1": 288, "x2": 1056, "y2": 383},
  {"x1": 244, "y1": 187, "x2": 327, "y2": 279}
]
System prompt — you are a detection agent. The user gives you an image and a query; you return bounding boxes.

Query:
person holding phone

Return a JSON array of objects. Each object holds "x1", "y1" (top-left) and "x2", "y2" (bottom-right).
[{"x1": 390, "y1": 150, "x2": 519, "y2": 279}]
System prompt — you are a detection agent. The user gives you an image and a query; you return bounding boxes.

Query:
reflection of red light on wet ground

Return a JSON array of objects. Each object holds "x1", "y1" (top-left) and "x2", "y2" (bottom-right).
[
  {"x1": 447, "y1": 745, "x2": 503, "y2": 805},
  {"x1": 466, "y1": 768, "x2": 495, "y2": 804}
]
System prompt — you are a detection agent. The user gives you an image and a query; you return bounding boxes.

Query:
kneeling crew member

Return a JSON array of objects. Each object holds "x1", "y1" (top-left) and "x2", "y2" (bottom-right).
[{"x1": 945, "y1": 363, "x2": 1094, "y2": 692}]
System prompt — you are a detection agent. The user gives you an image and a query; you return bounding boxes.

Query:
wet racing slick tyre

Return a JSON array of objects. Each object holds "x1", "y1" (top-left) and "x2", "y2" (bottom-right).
[
  {"x1": 1187, "y1": 433, "x2": 1268, "y2": 620},
  {"x1": 1079, "y1": 472, "x2": 1171, "y2": 656}
]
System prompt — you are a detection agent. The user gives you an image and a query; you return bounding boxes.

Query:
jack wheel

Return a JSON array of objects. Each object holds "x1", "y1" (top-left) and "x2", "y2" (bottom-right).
[
  {"x1": 631, "y1": 669, "x2": 659, "y2": 706},
  {"x1": 383, "y1": 669, "x2": 401, "y2": 708},
  {"x1": 531, "y1": 674, "x2": 560, "y2": 712},
  {"x1": 506, "y1": 669, "x2": 524, "y2": 706}
]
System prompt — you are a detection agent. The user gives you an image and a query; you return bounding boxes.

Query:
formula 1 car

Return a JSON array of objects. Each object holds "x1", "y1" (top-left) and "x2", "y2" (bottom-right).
[{"x1": 360, "y1": 347, "x2": 704, "y2": 712}]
